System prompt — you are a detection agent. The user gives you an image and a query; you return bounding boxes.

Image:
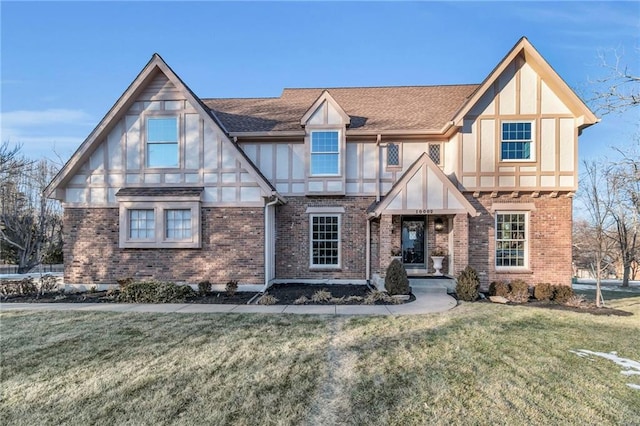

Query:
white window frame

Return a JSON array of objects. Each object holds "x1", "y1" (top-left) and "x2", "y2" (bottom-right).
[
  {"x1": 495, "y1": 211, "x2": 529, "y2": 271},
  {"x1": 309, "y1": 213, "x2": 342, "y2": 269},
  {"x1": 500, "y1": 121, "x2": 535, "y2": 162},
  {"x1": 310, "y1": 130, "x2": 341, "y2": 176},
  {"x1": 146, "y1": 116, "x2": 180, "y2": 169},
  {"x1": 386, "y1": 142, "x2": 402, "y2": 170},
  {"x1": 119, "y1": 201, "x2": 200, "y2": 248},
  {"x1": 428, "y1": 142, "x2": 443, "y2": 166}
]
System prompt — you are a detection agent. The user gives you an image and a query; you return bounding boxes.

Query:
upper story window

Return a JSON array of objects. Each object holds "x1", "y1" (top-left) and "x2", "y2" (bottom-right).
[
  {"x1": 428, "y1": 143, "x2": 441, "y2": 165},
  {"x1": 387, "y1": 143, "x2": 401, "y2": 168},
  {"x1": 310, "y1": 131, "x2": 339, "y2": 176},
  {"x1": 501, "y1": 122, "x2": 534, "y2": 161},
  {"x1": 147, "y1": 117, "x2": 179, "y2": 168}
]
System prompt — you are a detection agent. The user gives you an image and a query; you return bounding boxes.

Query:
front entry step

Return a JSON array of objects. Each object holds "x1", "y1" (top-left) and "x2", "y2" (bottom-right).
[{"x1": 409, "y1": 278, "x2": 456, "y2": 294}]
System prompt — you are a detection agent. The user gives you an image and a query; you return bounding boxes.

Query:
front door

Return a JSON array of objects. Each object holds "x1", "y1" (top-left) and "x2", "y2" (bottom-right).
[{"x1": 401, "y1": 216, "x2": 426, "y2": 269}]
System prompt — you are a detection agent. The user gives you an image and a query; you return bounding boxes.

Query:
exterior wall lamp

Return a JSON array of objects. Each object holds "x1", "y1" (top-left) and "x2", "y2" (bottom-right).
[{"x1": 434, "y1": 217, "x2": 445, "y2": 232}]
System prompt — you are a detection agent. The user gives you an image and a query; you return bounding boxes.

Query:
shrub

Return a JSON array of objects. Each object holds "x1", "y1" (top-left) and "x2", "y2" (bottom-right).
[
  {"x1": 0, "y1": 278, "x2": 38, "y2": 297},
  {"x1": 564, "y1": 294, "x2": 585, "y2": 307},
  {"x1": 364, "y1": 290, "x2": 392, "y2": 305},
  {"x1": 258, "y1": 294, "x2": 278, "y2": 305},
  {"x1": 507, "y1": 279, "x2": 530, "y2": 303},
  {"x1": 225, "y1": 280, "x2": 239, "y2": 297},
  {"x1": 311, "y1": 289, "x2": 332, "y2": 303},
  {"x1": 293, "y1": 296, "x2": 309, "y2": 305},
  {"x1": 116, "y1": 277, "x2": 134, "y2": 290},
  {"x1": 456, "y1": 266, "x2": 480, "y2": 301},
  {"x1": 553, "y1": 285, "x2": 574, "y2": 304},
  {"x1": 38, "y1": 275, "x2": 59, "y2": 294},
  {"x1": 198, "y1": 280, "x2": 212, "y2": 296},
  {"x1": 385, "y1": 259, "x2": 410, "y2": 295},
  {"x1": 489, "y1": 280, "x2": 509, "y2": 297},
  {"x1": 118, "y1": 281, "x2": 195, "y2": 303},
  {"x1": 534, "y1": 283, "x2": 553, "y2": 301}
]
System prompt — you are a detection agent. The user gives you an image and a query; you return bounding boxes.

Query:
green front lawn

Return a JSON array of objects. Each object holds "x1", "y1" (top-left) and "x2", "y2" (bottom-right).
[{"x1": 1, "y1": 298, "x2": 639, "y2": 425}]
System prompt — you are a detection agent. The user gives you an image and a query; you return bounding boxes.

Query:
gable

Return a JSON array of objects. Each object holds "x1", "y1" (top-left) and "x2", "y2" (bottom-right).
[
  {"x1": 369, "y1": 153, "x2": 477, "y2": 217},
  {"x1": 45, "y1": 54, "x2": 279, "y2": 206},
  {"x1": 454, "y1": 37, "x2": 597, "y2": 129},
  {"x1": 301, "y1": 90, "x2": 350, "y2": 127}
]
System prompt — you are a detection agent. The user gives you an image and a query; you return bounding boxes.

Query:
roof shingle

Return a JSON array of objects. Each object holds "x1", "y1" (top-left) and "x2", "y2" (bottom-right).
[{"x1": 203, "y1": 85, "x2": 479, "y2": 133}]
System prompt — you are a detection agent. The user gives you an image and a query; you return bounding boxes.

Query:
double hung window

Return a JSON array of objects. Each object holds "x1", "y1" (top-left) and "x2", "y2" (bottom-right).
[
  {"x1": 501, "y1": 122, "x2": 533, "y2": 161},
  {"x1": 310, "y1": 215, "x2": 341, "y2": 267},
  {"x1": 495, "y1": 212, "x2": 528, "y2": 268},
  {"x1": 147, "y1": 117, "x2": 179, "y2": 167},
  {"x1": 310, "y1": 131, "x2": 339, "y2": 175}
]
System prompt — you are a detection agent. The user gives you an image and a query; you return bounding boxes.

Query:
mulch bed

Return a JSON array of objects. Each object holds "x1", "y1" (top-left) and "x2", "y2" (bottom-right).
[
  {"x1": 476, "y1": 294, "x2": 633, "y2": 317},
  {"x1": 1, "y1": 284, "x2": 415, "y2": 305}
]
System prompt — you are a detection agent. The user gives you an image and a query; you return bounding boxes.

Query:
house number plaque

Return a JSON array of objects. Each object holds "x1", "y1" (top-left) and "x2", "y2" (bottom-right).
[{"x1": 415, "y1": 209, "x2": 434, "y2": 214}]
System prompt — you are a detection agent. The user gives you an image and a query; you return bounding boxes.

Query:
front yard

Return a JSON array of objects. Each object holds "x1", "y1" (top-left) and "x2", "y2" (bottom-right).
[{"x1": 1, "y1": 297, "x2": 639, "y2": 425}]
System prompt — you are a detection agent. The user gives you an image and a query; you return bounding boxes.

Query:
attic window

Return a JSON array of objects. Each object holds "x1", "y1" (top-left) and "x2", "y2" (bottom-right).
[
  {"x1": 147, "y1": 117, "x2": 179, "y2": 168},
  {"x1": 428, "y1": 143, "x2": 441, "y2": 165}
]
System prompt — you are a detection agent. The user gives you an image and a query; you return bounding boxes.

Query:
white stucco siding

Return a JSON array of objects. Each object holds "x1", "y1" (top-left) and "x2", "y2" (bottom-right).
[{"x1": 61, "y1": 75, "x2": 267, "y2": 207}]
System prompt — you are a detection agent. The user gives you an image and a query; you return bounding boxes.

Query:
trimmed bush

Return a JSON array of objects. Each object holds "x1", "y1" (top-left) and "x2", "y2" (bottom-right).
[
  {"x1": 456, "y1": 266, "x2": 480, "y2": 301},
  {"x1": 116, "y1": 277, "x2": 134, "y2": 290},
  {"x1": 0, "y1": 278, "x2": 38, "y2": 297},
  {"x1": 552, "y1": 285, "x2": 574, "y2": 304},
  {"x1": 507, "y1": 279, "x2": 530, "y2": 303},
  {"x1": 534, "y1": 283, "x2": 553, "y2": 301},
  {"x1": 118, "y1": 281, "x2": 195, "y2": 303},
  {"x1": 489, "y1": 280, "x2": 509, "y2": 298},
  {"x1": 198, "y1": 280, "x2": 212, "y2": 296},
  {"x1": 225, "y1": 280, "x2": 238, "y2": 297},
  {"x1": 385, "y1": 259, "x2": 410, "y2": 295}
]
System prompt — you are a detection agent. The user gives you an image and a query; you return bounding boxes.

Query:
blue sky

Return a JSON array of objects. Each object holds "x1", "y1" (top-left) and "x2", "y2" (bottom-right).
[{"x1": 1, "y1": 1, "x2": 638, "y2": 163}]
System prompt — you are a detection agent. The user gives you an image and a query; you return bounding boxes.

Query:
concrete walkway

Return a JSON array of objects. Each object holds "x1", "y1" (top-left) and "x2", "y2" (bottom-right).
[{"x1": 0, "y1": 287, "x2": 457, "y2": 316}]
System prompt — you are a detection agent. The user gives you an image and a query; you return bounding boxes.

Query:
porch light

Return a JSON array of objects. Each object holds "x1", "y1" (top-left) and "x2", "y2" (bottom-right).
[{"x1": 434, "y1": 217, "x2": 445, "y2": 232}]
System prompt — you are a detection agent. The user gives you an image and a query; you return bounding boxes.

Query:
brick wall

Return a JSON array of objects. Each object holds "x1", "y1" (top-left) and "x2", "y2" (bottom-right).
[
  {"x1": 466, "y1": 193, "x2": 573, "y2": 289},
  {"x1": 275, "y1": 196, "x2": 375, "y2": 280},
  {"x1": 63, "y1": 207, "x2": 264, "y2": 285}
]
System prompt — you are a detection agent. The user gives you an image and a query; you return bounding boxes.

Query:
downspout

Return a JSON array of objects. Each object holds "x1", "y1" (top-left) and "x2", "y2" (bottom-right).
[
  {"x1": 375, "y1": 134, "x2": 381, "y2": 202},
  {"x1": 366, "y1": 218, "x2": 371, "y2": 282},
  {"x1": 262, "y1": 196, "x2": 279, "y2": 292}
]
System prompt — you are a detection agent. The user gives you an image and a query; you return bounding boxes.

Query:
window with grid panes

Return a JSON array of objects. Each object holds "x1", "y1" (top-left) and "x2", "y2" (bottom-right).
[
  {"x1": 129, "y1": 209, "x2": 155, "y2": 239},
  {"x1": 428, "y1": 143, "x2": 441, "y2": 165},
  {"x1": 310, "y1": 131, "x2": 339, "y2": 175},
  {"x1": 501, "y1": 122, "x2": 532, "y2": 160},
  {"x1": 165, "y1": 209, "x2": 191, "y2": 240},
  {"x1": 495, "y1": 213, "x2": 527, "y2": 267},
  {"x1": 311, "y1": 215, "x2": 340, "y2": 267},
  {"x1": 387, "y1": 143, "x2": 400, "y2": 167}
]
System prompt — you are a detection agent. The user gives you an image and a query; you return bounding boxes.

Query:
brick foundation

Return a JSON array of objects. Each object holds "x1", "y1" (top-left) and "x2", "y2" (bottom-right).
[{"x1": 63, "y1": 207, "x2": 265, "y2": 285}]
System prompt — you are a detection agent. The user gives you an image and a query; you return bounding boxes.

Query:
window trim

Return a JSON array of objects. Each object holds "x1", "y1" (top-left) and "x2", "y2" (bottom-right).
[
  {"x1": 386, "y1": 142, "x2": 402, "y2": 170},
  {"x1": 119, "y1": 201, "x2": 200, "y2": 248},
  {"x1": 309, "y1": 130, "x2": 341, "y2": 177},
  {"x1": 495, "y1": 211, "x2": 529, "y2": 271},
  {"x1": 500, "y1": 121, "x2": 535, "y2": 163},
  {"x1": 309, "y1": 213, "x2": 342, "y2": 270},
  {"x1": 146, "y1": 116, "x2": 180, "y2": 169}
]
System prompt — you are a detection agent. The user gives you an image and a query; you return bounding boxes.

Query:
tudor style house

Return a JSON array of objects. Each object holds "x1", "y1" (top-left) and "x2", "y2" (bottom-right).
[{"x1": 45, "y1": 37, "x2": 598, "y2": 290}]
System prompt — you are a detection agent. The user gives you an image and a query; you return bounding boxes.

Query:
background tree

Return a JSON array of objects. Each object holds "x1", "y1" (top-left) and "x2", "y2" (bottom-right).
[
  {"x1": 590, "y1": 48, "x2": 639, "y2": 115},
  {"x1": 0, "y1": 144, "x2": 62, "y2": 273}
]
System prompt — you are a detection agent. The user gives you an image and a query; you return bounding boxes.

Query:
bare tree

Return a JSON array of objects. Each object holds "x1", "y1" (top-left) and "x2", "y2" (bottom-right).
[
  {"x1": 579, "y1": 160, "x2": 616, "y2": 307},
  {"x1": 0, "y1": 157, "x2": 62, "y2": 273},
  {"x1": 608, "y1": 141, "x2": 640, "y2": 286},
  {"x1": 590, "y1": 48, "x2": 640, "y2": 115}
]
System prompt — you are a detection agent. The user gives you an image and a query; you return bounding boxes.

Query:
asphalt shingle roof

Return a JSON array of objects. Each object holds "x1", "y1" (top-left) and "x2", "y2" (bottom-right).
[{"x1": 203, "y1": 85, "x2": 479, "y2": 133}]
